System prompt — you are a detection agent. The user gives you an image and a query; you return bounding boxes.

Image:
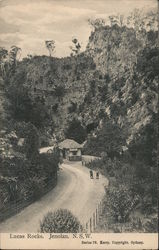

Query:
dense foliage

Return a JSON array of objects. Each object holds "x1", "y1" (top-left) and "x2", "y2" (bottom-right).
[
  {"x1": 40, "y1": 209, "x2": 82, "y2": 233},
  {"x1": 84, "y1": 119, "x2": 126, "y2": 158},
  {"x1": 0, "y1": 60, "x2": 59, "y2": 221},
  {"x1": 0, "y1": 8, "x2": 158, "y2": 230},
  {"x1": 64, "y1": 118, "x2": 87, "y2": 144},
  {"x1": 104, "y1": 186, "x2": 139, "y2": 223},
  {"x1": 6, "y1": 76, "x2": 51, "y2": 129},
  {"x1": 0, "y1": 125, "x2": 59, "y2": 221},
  {"x1": 85, "y1": 111, "x2": 158, "y2": 232},
  {"x1": 83, "y1": 10, "x2": 158, "y2": 232}
]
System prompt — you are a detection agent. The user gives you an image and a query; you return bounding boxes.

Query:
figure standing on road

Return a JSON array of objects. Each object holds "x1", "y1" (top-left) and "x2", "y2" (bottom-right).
[
  {"x1": 96, "y1": 171, "x2": 99, "y2": 179},
  {"x1": 90, "y1": 170, "x2": 93, "y2": 179}
]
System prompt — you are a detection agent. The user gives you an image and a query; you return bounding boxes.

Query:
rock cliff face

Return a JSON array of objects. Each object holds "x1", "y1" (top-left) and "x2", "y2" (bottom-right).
[
  {"x1": 86, "y1": 25, "x2": 140, "y2": 76},
  {"x1": 4, "y1": 25, "x2": 158, "y2": 146},
  {"x1": 1, "y1": 18, "x2": 157, "y2": 228}
]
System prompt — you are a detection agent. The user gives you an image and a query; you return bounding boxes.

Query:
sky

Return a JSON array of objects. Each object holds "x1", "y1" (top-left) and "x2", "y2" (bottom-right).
[{"x1": 0, "y1": 0, "x2": 157, "y2": 58}]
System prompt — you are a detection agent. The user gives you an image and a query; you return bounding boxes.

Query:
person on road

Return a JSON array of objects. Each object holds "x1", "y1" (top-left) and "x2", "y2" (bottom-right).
[
  {"x1": 90, "y1": 170, "x2": 93, "y2": 179},
  {"x1": 96, "y1": 171, "x2": 99, "y2": 179}
]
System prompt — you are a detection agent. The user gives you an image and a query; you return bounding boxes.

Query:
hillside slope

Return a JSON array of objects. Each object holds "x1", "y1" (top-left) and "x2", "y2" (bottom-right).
[
  {"x1": 0, "y1": 18, "x2": 158, "y2": 230},
  {"x1": 4, "y1": 25, "x2": 158, "y2": 147}
]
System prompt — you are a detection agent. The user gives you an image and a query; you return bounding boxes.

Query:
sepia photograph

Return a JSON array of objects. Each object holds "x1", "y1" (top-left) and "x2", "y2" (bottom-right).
[{"x1": 0, "y1": 0, "x2": 158, "y2": 248}]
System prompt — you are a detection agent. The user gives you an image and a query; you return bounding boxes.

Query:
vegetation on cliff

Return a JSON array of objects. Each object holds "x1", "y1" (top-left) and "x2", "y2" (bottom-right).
[{"x1": 0, "y1": 8, "x2": 158, "y2": 229}]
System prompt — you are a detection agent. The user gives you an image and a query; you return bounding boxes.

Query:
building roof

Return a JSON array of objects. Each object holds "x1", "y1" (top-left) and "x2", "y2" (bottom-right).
[
  {"x1": 39, "y1": 146, "x2": 55, "y2": 154},
  {"x1": 58, "y1": 139, "x2": 83, "y2": 149}
]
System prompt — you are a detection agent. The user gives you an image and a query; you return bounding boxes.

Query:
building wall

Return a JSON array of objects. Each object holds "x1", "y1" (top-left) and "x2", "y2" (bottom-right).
[
  {"x1": 69, "y1": 155, "x2": 82, "y2": 161},
  {"x1": 69, "y1": 149, "x2": 81, "y2": 157},
  {"x1": 60, "y1": 148, "x2": 82, "y2": 161},
  {"x1": 68, "y1": 149, "x2": 82, "y2": 161}
]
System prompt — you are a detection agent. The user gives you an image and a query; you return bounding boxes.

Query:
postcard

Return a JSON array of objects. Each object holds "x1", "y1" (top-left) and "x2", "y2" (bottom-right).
[{"x1": 0, "y1": 0, "x2": 158, "y2": 249}]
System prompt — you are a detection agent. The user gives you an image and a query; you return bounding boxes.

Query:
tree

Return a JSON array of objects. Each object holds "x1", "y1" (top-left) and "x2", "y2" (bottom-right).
[
  {"x1": 0, "y1": 47, "x2": 8, "y2": 77},
  {"x1": 70, "y1": 38, "x2": 81, "y2": 56},
  {"x1": 85, "y1": 120, "x2": 126, "y2": 158},
  {"x1": 109, "y1": 15, "x2": 118, "y2": 27},
  {"x1": 22, "y1": 122, "x2": 39, "y2": 159},
  {"x1": 146, "y1": 10, "x2": 158, "y2": 31},
  {"x1": 88, "y1": 18, "x2": 105, "y2": 31},
  {"x1": 30, "y1": 100, "x2": 51, "y2": 129},
  {"x1": 105, "y1": 186, "x2": 139, "y2": 223},
  {"x1": 27, "y1": 54, "x2": 33, "y2": 59},
  {"x1": 0, "y1": 47, "x2": 8, "y2": 62},
  {"x1": 45, "y1": 40, "x2": 55, "y2": 57},
  {"x1": 9, "y1": 46, "x2": 21, "y2": 66},
  {"x1": 7, "y1": 83, "x2": 51, "y2": 129},
  {"x1": 108, "y1": 14, "x2": 125, "y2": 27},
  {"x1": 40, "y1": 209, "x2": 82, "y2": 233},
  {"x1": 7, "y1": 85, "x2": 33, "y2": 121},
  {"x1": 65, "y1": 118, "x2": 87, "y2": 144},
  {"x1": 126, "y1": 9, "x2": 157, "y2": 37},
  {"x1": 118, "y1": 14, "x2": 124, "y2": 27}
]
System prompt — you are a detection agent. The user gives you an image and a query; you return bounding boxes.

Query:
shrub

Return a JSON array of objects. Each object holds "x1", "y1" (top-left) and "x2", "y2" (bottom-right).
[
  {"x1": 105, "y1": 186, "x2": 138, "y2": 223},
  {"x1": 35, "y1": 150, "x2": 59, "y2": 182},
  {"x1": 29, "y1": 176, "x2": 46, "y2": 200},
  {"x1": 24, "y1": 123, "x2": 39, "y2": 159},
  {"x1": 0, "y1": 181, "x2": 11, "y2": 209},
  {"x1": 143, "y1": 217, "x2": 158, "y2": 233},
  {"x1": 40, "y1": 209, "x2": 82, "y2": 233}
]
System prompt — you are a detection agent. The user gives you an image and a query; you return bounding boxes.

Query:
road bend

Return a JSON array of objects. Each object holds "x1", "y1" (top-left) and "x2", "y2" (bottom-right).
[{"x1": 0, "y1": 162, "x2": 108, "y2": 232}]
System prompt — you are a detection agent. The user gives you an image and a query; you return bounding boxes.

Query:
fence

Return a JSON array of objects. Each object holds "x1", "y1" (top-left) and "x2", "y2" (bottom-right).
[{"x1": 84, "y1": 200, "x2": 103, "y2": 233}]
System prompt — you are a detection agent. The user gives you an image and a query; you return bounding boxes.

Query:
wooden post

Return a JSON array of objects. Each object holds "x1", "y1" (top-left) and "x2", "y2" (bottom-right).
[
  {"x1": 79, "y1": 225, "x2": 83, "y2": 232},
  {"x1": 100, "y1": 201, "x2": 102, "y2": 214},
  {"x1": 96, "y1": 208, "x2": 98, "y2": 224},
  {"x1": 98, "y1": 203, "x2": 101, "y2": 215},
  {"x1": 86, "y1": 222, "x2": 88, "y2": 232},
  {"x1": 90, "y1": 218, "x2": 92, "y2": 233},
  {"x1": 93, "y1": 212, "x2": 95, "y2": 231}
]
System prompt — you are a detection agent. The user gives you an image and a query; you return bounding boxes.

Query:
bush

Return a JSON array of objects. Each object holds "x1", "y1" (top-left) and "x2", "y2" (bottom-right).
[
  {"x1": 24, "y1": 123, "x2": 39, "y2": 159},
  {"x1": 34, "y1": 150, "x2": 59, "y2": 185},
  {"x1": 105, "y1": 186, "x2": 138, "y2": 223},
  {"x1": 29, "y1": 176, "x2": 46, "y2": 200},
  {"x1": 40, "y1": 209, "x2": 82, "y2": 233},
  {"x1": 143, "y1": 217, "x2": 158, "y2": 233}
]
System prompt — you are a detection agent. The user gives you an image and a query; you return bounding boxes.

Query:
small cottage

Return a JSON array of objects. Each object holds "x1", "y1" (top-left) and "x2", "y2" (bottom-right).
[{"x1": 58, "y1": 139, "x2": 83, "y2": 161}]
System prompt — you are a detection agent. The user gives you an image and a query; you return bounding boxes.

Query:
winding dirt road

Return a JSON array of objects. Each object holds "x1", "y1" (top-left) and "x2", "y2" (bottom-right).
[{"x1": 0, "y1": 162, "x2": 108, "y2": 232}]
